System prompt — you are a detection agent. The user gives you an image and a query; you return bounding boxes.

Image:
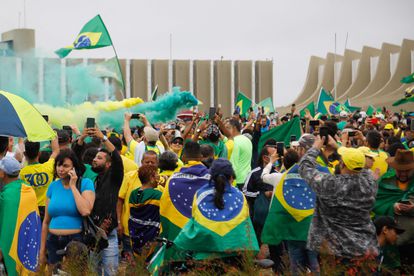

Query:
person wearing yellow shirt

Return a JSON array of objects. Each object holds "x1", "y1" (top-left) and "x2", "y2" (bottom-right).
[
  {"x1": 109, "y1": 136, "x2": 138, "y2": 174},
  {"x1": 116, "y1": 151, "x2": 161, "y2": 262},
  {"x1": 366, "y1": 130, "x2": 389, "y2": 177},
  {"x1": 19, "y1": 135, "x2": 60, "y2": 220}
]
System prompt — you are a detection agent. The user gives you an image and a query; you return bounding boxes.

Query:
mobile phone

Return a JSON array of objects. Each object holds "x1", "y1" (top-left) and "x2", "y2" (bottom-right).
[
  {"x1": 42, "y1": 115, "x2": 49, "y2": 122},
  {"x1": 319, "y1": 126, "x2": 329, "y2": 145},
  {"x1": 209, "y1": 107, "x2": 216, "y2": 120},
  {"x1": 348, "y1": 131, "x2": 356, "y2": 137},
  {"x1": 310, "y1": 120, "x2": 320, "y2": 126},
  {"x1": 410, "y1": 120, "x2": 414, "y2": 131},
  {"x1": 62, "y1": 126, "x2": 73, "y2": 137},
  {"x1": 276, "y1": 142, "x2": 284, "y2": 157},
  {"x1": 399, "y1": 199, "x2": 412, "y2": 204},
  {"x1": 86, "y1": 117, "x2": 95, "y2": 128},
  {"x1": 131, "y1": 113, "x2": 141, "y2": 120},
  {"x1": 290, "y1": 135, "x2": 297, "y2": 142}
]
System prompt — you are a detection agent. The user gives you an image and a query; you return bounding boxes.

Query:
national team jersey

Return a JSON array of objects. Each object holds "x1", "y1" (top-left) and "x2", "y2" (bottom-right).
[{"x1": 20, "y1": 158, "x2": 55, "y2": 207}]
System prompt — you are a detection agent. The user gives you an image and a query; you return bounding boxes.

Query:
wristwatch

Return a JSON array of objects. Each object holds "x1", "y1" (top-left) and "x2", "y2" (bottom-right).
[{"x1": 102, "y1": 135, "x2": 108, "y2": 142}]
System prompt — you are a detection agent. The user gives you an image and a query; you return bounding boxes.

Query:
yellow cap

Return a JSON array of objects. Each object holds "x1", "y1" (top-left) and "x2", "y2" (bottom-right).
[
  {"x1": 358, "y1": 146, "x2": 378, "y2": 158},
  {"x1": 338, "y1": 147, "x2": 366, "y2": 171},
  {"x1": 384, "y1": 124, "x2": 394, "y2": 130}
]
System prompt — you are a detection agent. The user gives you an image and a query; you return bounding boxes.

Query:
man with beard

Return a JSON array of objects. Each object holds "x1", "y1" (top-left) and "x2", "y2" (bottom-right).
[{"x1": 89, "y1": 128, "x2": 124, "y2": 276}]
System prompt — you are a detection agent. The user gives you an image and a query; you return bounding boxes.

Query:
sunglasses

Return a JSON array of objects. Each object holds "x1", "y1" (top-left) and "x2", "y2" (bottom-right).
[{"x1": 172, "y1": 140, "x2": 183, "y2": 145}]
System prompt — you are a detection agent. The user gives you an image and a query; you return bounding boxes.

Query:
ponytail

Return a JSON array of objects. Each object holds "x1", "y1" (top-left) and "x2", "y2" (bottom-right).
[{"x1": 213, "y1": 175, "x2": 226, "y2": 209}]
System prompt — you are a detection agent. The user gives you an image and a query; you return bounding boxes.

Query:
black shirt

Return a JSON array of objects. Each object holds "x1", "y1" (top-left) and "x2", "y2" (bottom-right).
[{"x1": 91, "y1": 150, "x2": 124, "y2": 233}]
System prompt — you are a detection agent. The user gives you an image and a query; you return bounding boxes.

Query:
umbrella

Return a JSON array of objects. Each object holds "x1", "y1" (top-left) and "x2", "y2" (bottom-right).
[{"x1": 0, "y1": 90, "x2": 56, "y2": 142}]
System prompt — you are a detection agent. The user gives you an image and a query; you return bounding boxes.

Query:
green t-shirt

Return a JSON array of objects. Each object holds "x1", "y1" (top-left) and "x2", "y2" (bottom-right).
[{"x1": 230, "y1": 135, "x2": 252, "y2": 185}]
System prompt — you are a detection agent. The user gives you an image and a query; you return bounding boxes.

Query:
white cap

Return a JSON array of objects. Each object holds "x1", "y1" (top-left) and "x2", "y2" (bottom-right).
[
  {"x1": 359, "y1": 111, "x2": 367, "y2": 118},
  {"x1": 339, "y1": 110, "x2": 348, "y2": 118}
]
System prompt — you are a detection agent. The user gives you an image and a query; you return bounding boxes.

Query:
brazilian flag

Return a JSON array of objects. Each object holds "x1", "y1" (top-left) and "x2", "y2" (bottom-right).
[
  {"x1": 55, "y1": 15, "x2": 112, "y2": 58},
  {"x1": 393, "y1": 86, "x2": 414, "y2": 106},
  {"x1": 316, "y1": 87, "x2": 334, "y2": 114},
  {"x1": 258, "y1": 116, "x2": 302, "y2": 150},
  {"x1": 261, "y1": 164, "x2": 330, "y2": 245},
  {"x1": 173, "y1": 183, "x2": 259, "y2": 260},
  {"x1": 235, "y1": 92, "x2": 252, "y2": 117},
  {"x1": 299, "y1": 102, "x2": 315, "y2": 118},
  {"x1": 401, "y1": 72, "x2": 414, "y2": 84},
  {"x1": 0, "y1": 180, "x2": 41, "y2": 276}
]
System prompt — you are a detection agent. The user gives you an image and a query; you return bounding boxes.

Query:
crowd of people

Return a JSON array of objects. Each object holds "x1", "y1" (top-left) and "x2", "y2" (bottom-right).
[{"x1": 1, "y1": 104, "x2": 414, "y2": 275}]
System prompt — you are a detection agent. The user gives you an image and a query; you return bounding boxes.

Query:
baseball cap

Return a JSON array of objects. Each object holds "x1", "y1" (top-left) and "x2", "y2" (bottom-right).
[
  {"x1": 374, "y1": 216, "x2": 405, "y2": 235},
  {"x1": 0, "y1": 156, "x2": 21, "y2": 176},
  {"x1": 337, "y1": 146, "x2": 365, "y2": 171},
  {"x1": 339, "y1": 110, "x2": 348, "y2": 118},
  {"x1": 384, "y1": 124, "x2": 394, "y2": 130},
  {"x1": 144, "y1": 127, "x2": 159, "y2": 142},
  {"x1": 358, "y1": 146, "x2": 378, "y2": 158},
  {"x1": 57, "y1": 129, "x2": 70, "y2": 144},
  {"x1": 171, "y1": 130, "x2": 184, "y2": 143}
]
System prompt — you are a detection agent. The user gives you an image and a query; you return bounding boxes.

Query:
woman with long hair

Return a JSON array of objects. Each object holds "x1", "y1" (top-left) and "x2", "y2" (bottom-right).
[
  {"x1": 40, "y1": 149, "x2": 95, "y2": 272},
  {"x1": 173, "y1": 158, "x2": 259, "y2": 263}
]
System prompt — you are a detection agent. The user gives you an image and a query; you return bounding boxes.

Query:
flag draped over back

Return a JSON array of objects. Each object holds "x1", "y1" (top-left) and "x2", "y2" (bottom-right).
[
  {"x1": 235, "y1": 92, "x2": 252, "y2": 117},
  {"x1": 316, "y1": 88, "x2": 334, "y2": 114},
  {"x1": 299, "y1": 102, "x2": 315, "y2": 118},
  {"x1": 258, "y1": 116, "x2": 302, "y2": 150},
  {"x1": 401, "y1": 72, "x2": 414, "y2": 84},
  {"x1": 0, "y1": 180, "x2": 41, "y2": 276},
  {"x1": 173, "y1": 182, "x2": 259, "y2": 260},
  {"x1": 55, "y1": 15, "x2": 112, "y2": 58},
  {"x1": 261, "y1": 164, "x2": 330, "y2": 245},
  {"x1": 159, "y1": 162, "x2": 210, "y2": 242}
]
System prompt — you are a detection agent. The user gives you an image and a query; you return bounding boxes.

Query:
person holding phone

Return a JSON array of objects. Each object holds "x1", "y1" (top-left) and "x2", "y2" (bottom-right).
[{"x1": 40, "y1": 150, "x2": 95, "y2": 271}]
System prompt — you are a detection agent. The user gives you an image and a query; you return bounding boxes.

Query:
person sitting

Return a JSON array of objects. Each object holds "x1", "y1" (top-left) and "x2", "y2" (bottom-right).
[
  {"x1": 128, "y1": 165, "x2": 162, "y2": 254},
  {"x1": 40, "y1": 150, "x2": 95, "y2": 271},
  {"x1": 174, "y1": 158, "x2": 259, "y2": 263}
]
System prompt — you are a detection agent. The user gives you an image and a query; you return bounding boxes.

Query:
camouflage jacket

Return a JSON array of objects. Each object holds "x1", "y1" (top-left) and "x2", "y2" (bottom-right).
[{"x1": 299, "y1": 147, "x2": 379, "y2": 259}]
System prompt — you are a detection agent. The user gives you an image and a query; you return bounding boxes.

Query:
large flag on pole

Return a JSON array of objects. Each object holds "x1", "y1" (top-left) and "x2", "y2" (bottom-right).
[
  {"x1": 366, "y1": 105, "x2": 376, "y2": 116},
  {"x1": 55, "y1": 15, "x2": 112, "y2": 58},
  {"x1": 316, "y1": 88, "x2": 334, "y2": 114},
  {"x1": 235, "y1": 92, "x2": 252, "y2": 117},
  {"x1": 401, "y1": 73, "x2": 414, "y2": 84},
  {"x1": 0, "y1": 180, "x2": 42, "y2": 276}
]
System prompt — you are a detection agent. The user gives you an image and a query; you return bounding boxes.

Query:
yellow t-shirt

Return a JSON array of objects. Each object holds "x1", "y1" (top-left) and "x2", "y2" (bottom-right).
[
  {"x1": 19, "y1": 158, "x2": 55, "y2": 207},
  {"x1": 225, "y1": 139, "x2": 234, "y2": 160},
  {"x1": 118, "y1": 170, "x2": 141, "y2": 235},
  {"x1": 370, "y1": 149, "x2": 388, "y2": 177},
  {"x1": 121, "y1": 155, "x2": 138, "y2": 175}
]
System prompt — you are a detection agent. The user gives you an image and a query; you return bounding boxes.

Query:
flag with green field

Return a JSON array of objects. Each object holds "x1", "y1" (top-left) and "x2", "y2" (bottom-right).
[
  {"x1": 235, "y1": 92, "x2": 252, "y2": 117},
  {"x1": 55, "y1": 15, "x2": 112, "y2": 58},
  {"x1": 299, "y1": 102, "x2": 315, "y2": 118},
  {"x1": 401, "y1": 72, "x2": 414, "y2": 84},
  {"x1": 258, "y1": 116, "x2": 302, "y2": 150},
  {"x1": 316, "y1": 88, "x2": 334, "y2": 114}
]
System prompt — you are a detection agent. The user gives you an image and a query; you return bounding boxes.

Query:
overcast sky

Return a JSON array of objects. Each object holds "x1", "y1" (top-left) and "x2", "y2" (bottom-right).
[{"x1": 1, "y1": 0, "x2": 413, "y2": 106}]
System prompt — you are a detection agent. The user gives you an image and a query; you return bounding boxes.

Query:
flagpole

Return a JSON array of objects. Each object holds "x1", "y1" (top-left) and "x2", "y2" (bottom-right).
[
  {"x1": 97, "y1": 15, "x2": 126, "y2": 100},
  {"x1": 334, "y1": 33, "x2": 337, "y2": 101}
]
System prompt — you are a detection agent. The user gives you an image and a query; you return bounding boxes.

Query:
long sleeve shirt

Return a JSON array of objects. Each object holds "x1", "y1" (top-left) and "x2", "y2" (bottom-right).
[
  {"x1": 298, "y1": 147, "x2": 378, "y2": 259},
  {"x1": 261, "y1": 162, "x2": 283, "y2": 188}
]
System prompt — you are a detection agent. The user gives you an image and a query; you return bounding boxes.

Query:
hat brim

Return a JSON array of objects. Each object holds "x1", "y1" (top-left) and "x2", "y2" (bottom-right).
[
  {"x1": 394, "y1": 227, "x2": 405, "y2": 235},
  {"x1": 386, "y1": 157, "x2": 414, "y2": 170}
]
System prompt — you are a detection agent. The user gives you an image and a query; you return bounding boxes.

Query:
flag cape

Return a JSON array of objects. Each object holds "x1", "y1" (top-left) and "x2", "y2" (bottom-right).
[
  {"x1": 401, "y1": 72, "x2": 414, "y2": 84},
  {"x1": 257, "y1": 97, "x2": 275, "y2": 114},
  {"x1": 159, "y1": 162, "x2": 210, "y2": 242},
  {"x1": 373, "y1": 169, "x2": 414, "y2": 217},
  {"x1": 55, "y1": 15, "x2": 112, "y2": 58},
  {"x1": 88, "y1": 57, "x2": 124, "y2": 89},
  {"x1": 299, "y1": 102, "x2": 315, "y2": 118},
  {"x1": 235, "y1": 92, "x2": 252, "y2": 117},
  {"x1": 147, "y1": 244, "x2": 166, "y2": 276},
  {"x1": 366, "y1": 105, "x2": 376, "y2": 116},
  {"x1": 392, "y1": 86, "x2": 414, "y2": 106},
  {"x1": 261, "y1": 164, "x2": 330, "y2": 245},
  {"x1": 173, "y1": 182, "x2": 259, "y2": 260},
  {"x1": 0, "y1": 180, "x2": 41, "y2": 276},
  {"x1": 258, "y1": 116, "x2": 302, "y2": 150},
  {"x1": 316, "y1": 88, "x2": 334, "y2": 114}
]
